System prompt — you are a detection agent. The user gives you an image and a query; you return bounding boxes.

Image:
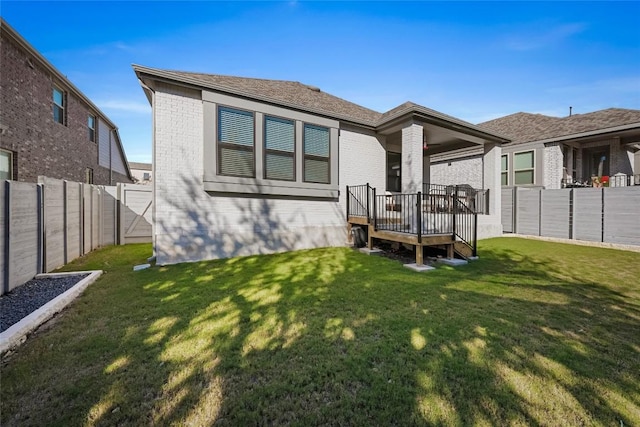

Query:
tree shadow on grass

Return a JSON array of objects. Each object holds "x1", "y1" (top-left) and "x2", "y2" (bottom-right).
[{"x1": 1, "y1": 240, "x2": 639, "y2": 426}]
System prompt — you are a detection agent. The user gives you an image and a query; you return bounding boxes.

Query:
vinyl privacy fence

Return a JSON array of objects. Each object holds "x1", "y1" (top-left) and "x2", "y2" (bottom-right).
[
  {"x1": 502, "y1": 186, "x2": 640, "y2": 246},
  {"x1": 1, "y1": 177, "x2": 151, "y2": 295}
]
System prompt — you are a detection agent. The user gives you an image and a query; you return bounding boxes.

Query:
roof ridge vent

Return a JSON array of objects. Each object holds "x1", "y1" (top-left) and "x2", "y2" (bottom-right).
[{"x1": 305, "y1": 84, "x2": 321, "y2": 92}]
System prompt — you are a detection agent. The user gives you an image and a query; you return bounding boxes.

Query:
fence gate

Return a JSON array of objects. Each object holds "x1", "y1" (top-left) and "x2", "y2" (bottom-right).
[{"x1": 118, "y1": 184, "x2": 152, "y2": 244}]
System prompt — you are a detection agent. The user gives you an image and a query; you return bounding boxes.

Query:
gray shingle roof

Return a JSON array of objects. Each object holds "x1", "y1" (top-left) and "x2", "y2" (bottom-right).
[
  {"x1": 137, "y1": 67, "x2": 382, "y2": 126},
  {"x1": 479, "y1": 108, "x2": 640, "y2": 143},
  {"x1": 133, "y1": 65, "x2": 509, "y2": 142}
]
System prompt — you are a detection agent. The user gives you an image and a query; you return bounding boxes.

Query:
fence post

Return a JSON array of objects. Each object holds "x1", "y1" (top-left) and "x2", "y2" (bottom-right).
[
  {"x1": 346, "y1": 185, "x2": 350, "y2": 219},
  {"x1": 417, "y1": 191, "x2": 422, "y2": 244},
  {"x1": 372, "y1": 187, "x2": 377, "y2": 231},
  {"x1": 452, "y1": 186, "x2": 457, "y2": 241},
  {"x1": 601, "y1": 187, "x2": 605, "y2": 243},
  {"x1": 3, "y1": 180, "x2": 11, "y2": 295},
  {"x1": 37, "y1": 184, "x2": 44, "y2": 274},
  {"x1": 366, "y1": 183, "x2": 370, "y2": 224},
  {"x1": 538, "y1": 188, "x2": 542, "y2": 237}
]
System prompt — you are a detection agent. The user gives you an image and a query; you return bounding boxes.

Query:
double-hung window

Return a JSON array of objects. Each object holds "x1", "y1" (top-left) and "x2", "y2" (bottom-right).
[
  {"x1": 303, "y1": 124, "x2": 330, "y2": 184},
  {"x1": 218, "y1": 106, "x2": 255, "y2": 177},
  {"x1": 88, "y1": 115, "x2": 96, "y2": 142},
  {"x1": 514, "y1": 150, "x2": 534, "y2": 185},
  {"x1": 0, "y1": 149, "x2": 13, "y2": 180},
  {"x1": 264, "y1": 116, "x2": 295, "y2": 181},
  {"x1": 53, "y1": 87, "x2": 65, "y2": 124},
  {"x1": 501, "y1": 154, "x2": 508, "y2": 186}
]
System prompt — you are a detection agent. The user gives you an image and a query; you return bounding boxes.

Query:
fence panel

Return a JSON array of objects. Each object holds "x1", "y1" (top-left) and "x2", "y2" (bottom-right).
[
  {"x1": 540, "y1": 189, "x2": 570, "y2": 239},
  {"x1": 501, "y1": 188, "x2": 514, "y2": 233},
  {"x1": 65, "y1": 181, "x2": 82, "y2": 262},
  {"x1": 82, "y1": 184, "x2": 92, "y2": 255},
  {"x1": 119, "y1": 184, "x2": 152, "y2": 244},
  {"x1": 91, "y1": 185, "x2": 100, "y2": 251},
  {"x1": 40, "y1": 177, "x2": 65, "y2": 272},
  {"x1": 573, "y1": 188, "x2": 603, "y2": 242},
  {"x1": 604, "y1": 187, "x2": 640, "y2": 245},
  {"x1": 102, "y1": 186, "x2": 118, "y2": 245},
  {"x1": 3, "y1": 181, "x2": 42, "y2": 294},
  {"x1": 515, "y1": 188, "x2": 540, "y2": 236}
]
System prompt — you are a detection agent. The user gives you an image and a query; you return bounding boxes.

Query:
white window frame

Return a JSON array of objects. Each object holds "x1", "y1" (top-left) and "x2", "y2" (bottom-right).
[{"x1": 513, "y1": 149, "x2": 535, "y2": 185}]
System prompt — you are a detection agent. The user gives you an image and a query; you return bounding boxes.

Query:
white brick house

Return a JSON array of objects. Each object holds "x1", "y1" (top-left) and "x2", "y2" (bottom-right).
[{"x1": 134, "y1": 66, "x2": 508, "y2": 265}]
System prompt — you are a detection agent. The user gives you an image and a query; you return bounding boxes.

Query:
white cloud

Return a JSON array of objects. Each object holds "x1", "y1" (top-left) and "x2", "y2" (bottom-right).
[
  {"x1": 98, "y1": 100, "x2": 150, "y2": 114},
  {"x1": 504, "y1": 22, "x2": 587, "y2": 51}
]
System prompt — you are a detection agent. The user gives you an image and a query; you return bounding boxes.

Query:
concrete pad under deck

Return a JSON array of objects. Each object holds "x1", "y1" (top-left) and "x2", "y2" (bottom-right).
[
  {"x1": 359, "y1": 247, "x2": 383, "y2": 256},
  {"x1": 404, "y1": 263, "x2": 436, "y2": 272},
  {"x1": 438, "y1": 258, "x2": 468, "y2": 266}
]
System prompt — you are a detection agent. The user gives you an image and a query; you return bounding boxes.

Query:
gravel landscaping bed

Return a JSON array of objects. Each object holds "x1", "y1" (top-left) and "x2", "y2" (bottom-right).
[{"x1": 0, "y1": 274, "x2": 89, "y2": 333}]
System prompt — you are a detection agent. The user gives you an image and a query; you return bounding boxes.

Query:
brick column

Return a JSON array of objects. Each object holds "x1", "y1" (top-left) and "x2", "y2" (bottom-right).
[
  {"x1": 401, "y1": 121, "x2": 424, "y2": 194},
  {"x1": 483, "y1": 142, "x2": 501, "y2": 217}
]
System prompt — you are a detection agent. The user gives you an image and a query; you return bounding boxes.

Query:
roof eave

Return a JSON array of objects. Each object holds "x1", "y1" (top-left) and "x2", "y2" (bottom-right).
[
  {"x1": 376, "y1": 106, "x2": 511, "y2": 143},
  {"x1": 536, "y1": 122, "x2": 640, "y2": 145}
]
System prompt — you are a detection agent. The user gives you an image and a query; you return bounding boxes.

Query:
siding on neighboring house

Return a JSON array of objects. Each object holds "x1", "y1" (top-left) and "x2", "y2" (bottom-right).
[
  {"x1": 0, "y1": 19, "x2": 132, "y2": 185},
  {"x1": 152, "y1": 83, "x2": 386, "y2": 265}
]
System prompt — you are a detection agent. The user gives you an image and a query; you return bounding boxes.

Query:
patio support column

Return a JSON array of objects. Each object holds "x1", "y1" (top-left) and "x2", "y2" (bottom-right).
[
  {"x1": 401, "y1": 121, "x2": 424, "y2": 194},
  {"x1": 483, "y1": 142, "x2": 501, "y2": 217},
  {"x1": 423, "y1": 154, "x2": 430, "y2": 185}
]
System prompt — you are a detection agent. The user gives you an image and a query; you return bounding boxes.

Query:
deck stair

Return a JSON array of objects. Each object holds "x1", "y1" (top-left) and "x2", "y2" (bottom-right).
[{"x1": 346, "y1": 183, "x2": 478, "y2": 266}]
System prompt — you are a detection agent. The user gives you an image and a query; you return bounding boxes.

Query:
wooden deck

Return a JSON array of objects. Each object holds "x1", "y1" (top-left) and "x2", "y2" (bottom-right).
[{"x1": 347, "y1": 216, "x2": 471, "y2": 265}]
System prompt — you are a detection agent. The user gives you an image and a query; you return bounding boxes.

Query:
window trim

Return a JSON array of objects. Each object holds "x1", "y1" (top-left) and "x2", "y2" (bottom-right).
[
  {"x1": 88, "y1": 114, "x2": 97, "y2": 142},
  {"x1": 303, "y1": 123, "x2": 331, "y2": 184},
  {"x1": 513, "y1": 149, "x2": 535, "y2": 185},
  {"x1": 53, "y1": 86, "x2": 65, "y2": 125},
  {"x1": 202, "y1": 91, "x2": 339, "y2": 199},
  {"x1": 216, "y1": 105, "x2": 256, "y2": 178},
  {"x1": 0, "y1": 148, "x2": 14, "y2": 181},
  {"x1": 263, "y1": 114, "x2": 296, "y2": 182},
  {"x1": 501, "y1": 154, "x2": 509, "y2": 186}
]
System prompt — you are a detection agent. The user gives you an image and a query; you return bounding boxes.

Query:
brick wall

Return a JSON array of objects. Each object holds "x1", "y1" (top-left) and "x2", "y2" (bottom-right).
[
  {"x1": 0, "y1": 31, "x2": 131, "y2": 185},
  {"x1": 430, "y1": 155, "x2": 483, "y2": 188},
  {"x1": 543, "y1": 143, "x2": 563, "y2": 189},
  {"x1": 152, "y1": 84, "x2": 386, "y2": 265}
]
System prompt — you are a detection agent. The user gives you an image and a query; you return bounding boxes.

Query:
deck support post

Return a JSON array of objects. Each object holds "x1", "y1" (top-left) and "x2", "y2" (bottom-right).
[
  {"x1": 367, "y1": 224, "x2": 374, "y2": 250},
  {"x1": 447, "y1": 243, "x2": 454, "y2": 259},
  {"x1": 416, "y1": 244, "x2": 423, "y2": 266}
]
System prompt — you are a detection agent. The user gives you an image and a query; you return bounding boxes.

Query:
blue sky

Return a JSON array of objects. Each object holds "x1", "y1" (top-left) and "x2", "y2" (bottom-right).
[{"x1": 3, "y1": 1, "x2": 639, "y2": 163}]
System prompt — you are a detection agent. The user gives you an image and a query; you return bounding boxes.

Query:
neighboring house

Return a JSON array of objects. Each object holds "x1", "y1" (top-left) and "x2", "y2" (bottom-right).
[
  {"x1": 134, "y1": 65, "x2": 509, "y2": 265},
  {"x1": 0, "y1": 19, "x2": 132, "y2": 184},
  {"x1": 130, "y1": 162, "x2": 152, "y2": 185},
  {"x1": 431, "y1": 108, "x2": 640, "y2": 189}
]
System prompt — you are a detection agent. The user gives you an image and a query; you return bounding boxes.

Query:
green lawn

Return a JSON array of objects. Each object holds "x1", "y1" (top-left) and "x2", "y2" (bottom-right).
[{"x1": 1, "y1": 238, "x2": 639, "y2": 426}]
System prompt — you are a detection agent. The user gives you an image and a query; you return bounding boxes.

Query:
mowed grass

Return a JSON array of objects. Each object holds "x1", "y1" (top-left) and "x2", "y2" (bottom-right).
[{"x1": 1, "y1": 238, "x2": 639, "y2": 426}]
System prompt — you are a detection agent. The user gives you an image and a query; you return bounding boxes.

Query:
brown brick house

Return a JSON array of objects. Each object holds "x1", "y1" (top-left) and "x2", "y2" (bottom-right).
[{"x1": 0, "y1": 19, "x2": 132, "y2": 184}]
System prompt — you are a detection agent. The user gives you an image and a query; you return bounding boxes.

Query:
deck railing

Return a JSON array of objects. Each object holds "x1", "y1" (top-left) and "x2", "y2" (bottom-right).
[
  {"x1": 561, "y1": 174, "x2": 640, "y2": 188},
  {"x1": 422, "y1": 183, "x2": 489, "y2": 215},
  {"x1": 347, "y1": 183, "x2": 478, "y2": 256}
]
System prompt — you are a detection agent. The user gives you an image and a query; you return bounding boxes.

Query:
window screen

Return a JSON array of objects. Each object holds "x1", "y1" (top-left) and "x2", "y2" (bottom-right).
[
  {"x1": 303, "y1": 124, "x2": 330, "y2": 183},
  {"x1": 514, "y1": 151, "x2": 534, "y2": 185},
  {"x1": 218, "y1": 107, "x2": 254, "y2": 177},
  {"x1": 264, "y1": 116, "x2": 295, "y2": 181},
  {"x1": 53, "y1": 87, "x2": 65, "y2": 124}
]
